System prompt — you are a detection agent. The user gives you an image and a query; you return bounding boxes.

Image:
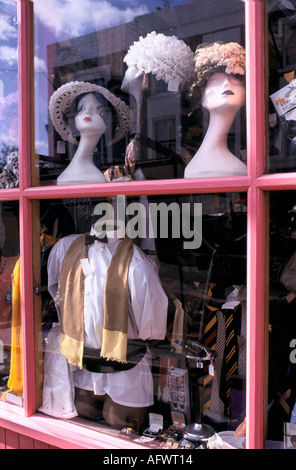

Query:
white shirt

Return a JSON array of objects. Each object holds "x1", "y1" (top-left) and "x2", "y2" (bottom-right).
[{"x1": 47, "y1": 229, "x2": 168, "y2": 407}]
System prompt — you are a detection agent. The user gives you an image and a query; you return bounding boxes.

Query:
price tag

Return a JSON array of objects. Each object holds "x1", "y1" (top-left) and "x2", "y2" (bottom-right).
[
  {"x1": 209, "y1": 362, "x2": 214, "y2": 377},
  {"x1": 168, "y1": 77, "x2": 180, "y2": 92}
]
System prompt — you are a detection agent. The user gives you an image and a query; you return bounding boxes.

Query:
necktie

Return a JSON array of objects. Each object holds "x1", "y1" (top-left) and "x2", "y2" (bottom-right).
[
  {"x1": 84, "y1": 233, "x2": 108, "y2": 245},
  {"x1": 219, "y1": 305, "x2": 239, "y2": 416},
  {"x1": 210, "y1": 310, "x2": 226, "y2": 415},
  {"x1": 202, "y1": 289, "x2": 218, "y2": 411}
]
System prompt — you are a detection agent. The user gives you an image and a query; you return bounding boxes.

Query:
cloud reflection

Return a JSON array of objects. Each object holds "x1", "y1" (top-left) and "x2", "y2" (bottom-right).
[{"x1": 33, "y1": 0, "x2": 150, "y2": 38}]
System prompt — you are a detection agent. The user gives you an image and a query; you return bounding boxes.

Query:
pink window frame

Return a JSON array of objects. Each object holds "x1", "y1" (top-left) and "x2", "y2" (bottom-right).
[{"x1": 0, "y1": 0, "x2": 291, "y2": 449}]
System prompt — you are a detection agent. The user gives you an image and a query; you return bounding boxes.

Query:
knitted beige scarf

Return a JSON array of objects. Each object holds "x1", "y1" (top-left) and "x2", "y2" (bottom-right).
[{"x1": 59, "y1": 234, "x2": 134, "y2": 369}]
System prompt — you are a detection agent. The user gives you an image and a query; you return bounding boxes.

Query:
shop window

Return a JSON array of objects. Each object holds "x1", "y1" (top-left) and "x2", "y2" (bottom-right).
[
  {"x1": 0, "y1": 201, "x2": 21, "y2": 405},
  {"x1": 29, "y1": 0, "x2": 250, "y2": 450},
  {"x1": 268, "y1": 191, "x2": 296, "y2": 448},
  {"x1": 268, "y1": 1, "x2": 296, "y2": 173},
  {"x1": 0, "y1": 0, "x2": 19, "y2": 188},
  {"x1": 32, "y1": 0, "x2": 246, "y2": 186},
  {"x1": 34, "y1": 193, "x2": 247, "y2": 448}
]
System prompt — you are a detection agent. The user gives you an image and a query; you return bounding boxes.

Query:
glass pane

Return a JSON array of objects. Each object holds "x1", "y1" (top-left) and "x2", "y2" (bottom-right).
[
  {"x1": 36, "y1": 192, "x2": 247, "y2": 448},
  {"x1": 32, "y1": 0, "x2": 246, "y2": 186},
  {"x1": 267, "y1": 1, "x2": 296, "y2": 173},
  {"x1": 0, "y1": 0, "x2": 18, "y2": 188},
  {"x1": 267, "y1": 191, "x2": 296, "y2": 449},
  {"x1": 0, "y1": 201, "x2": 21, "y2": 406}
]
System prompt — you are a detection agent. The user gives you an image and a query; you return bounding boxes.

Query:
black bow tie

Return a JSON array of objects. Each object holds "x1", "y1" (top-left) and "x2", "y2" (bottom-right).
[{"x1": 85, "y1": 234, "x2": 108, "y2": 245}]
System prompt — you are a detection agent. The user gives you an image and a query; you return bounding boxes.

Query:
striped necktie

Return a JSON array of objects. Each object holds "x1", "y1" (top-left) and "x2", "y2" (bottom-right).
[
  {"x1": 202, "y1": 288, "x2": 218, "y2": 411},
  {"x1": 219, "y1": 305, "x2": 240, "y2": 416}
]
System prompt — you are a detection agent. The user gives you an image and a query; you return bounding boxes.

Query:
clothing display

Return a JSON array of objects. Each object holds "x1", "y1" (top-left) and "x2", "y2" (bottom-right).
[
  {"x1": 44, "y1": 227, "x2": 168, "y2": 415},
  {"x1": 201, "y1": 285, "x2": 241, "y2": 417},
  {"x1": 3, "y1": 258, "x2": 22, "y2": 399},
  {"x1": 39, "y1": 324, "x2": 78, "y2": 419},
  {"x1": 104, "y1": 138, "x2": 135, "y2": 182},
  {"x1": 59, "y1": 234, "x2": 134, "y2": 367},
  {"x1": 0, "y1": 255, "x2": 20, "y2": 347}
]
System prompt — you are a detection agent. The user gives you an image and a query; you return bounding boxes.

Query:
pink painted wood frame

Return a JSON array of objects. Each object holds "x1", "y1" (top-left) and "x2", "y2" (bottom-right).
[
  {"x1": 0, "y1": 0, "x2": 288, "y2": 450},
  {"x1": 245, "y1": 0, "x2": 266, "y2": 450},
  {"x1": 17, "y1": 0, "x2": 36, "y2": 418}
]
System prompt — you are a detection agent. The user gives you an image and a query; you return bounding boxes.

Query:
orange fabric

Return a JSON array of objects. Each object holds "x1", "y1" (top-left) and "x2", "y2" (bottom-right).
[{"x1": 3, "y1": 258, "x2": 22, "y2": 398}]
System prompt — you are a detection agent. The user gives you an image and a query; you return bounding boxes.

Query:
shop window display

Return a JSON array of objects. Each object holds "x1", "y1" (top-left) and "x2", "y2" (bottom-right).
[
  {"x1": 35, "y1": 193, "x2": 247, "y2": 448},
  {"x1": 268, "y1": 1, "x2": 296, "y2": 173},
  {"x1": 0, "y1": 202, "x2": 20, "y2": 405},
  {"x1": 29, "y1": 0, "x2": 250, "y2": 450},
  {"x1": 2, "y1": 0, "x2": 296, "y2": 451},
  {"x1": 268, "y1": 191, "x2": 296, "y2": 446},
  {"x1": 0, "y1": 0, "x2": 19, "y2": 187},
  {"x1": 33, "y1": 0, "x2": 246, "y2": 185},
  {"x1": 0, "y1": 0, "x2": 21, "y2": 407}
]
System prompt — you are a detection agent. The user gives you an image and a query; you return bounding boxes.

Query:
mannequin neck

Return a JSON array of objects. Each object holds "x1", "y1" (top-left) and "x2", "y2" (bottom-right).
[
  {"x1": 57, "y1": 134, "x2": 106, "y2": 185},
  {"x1": 72, "y1": 133, "x2": 101, "y2": 162},
  {"x1": 202, "y1": 107, "x2": 237, "y2": 150},
  {"x1": 184, "y1": 107, "x2": 247, "y2": 178}
]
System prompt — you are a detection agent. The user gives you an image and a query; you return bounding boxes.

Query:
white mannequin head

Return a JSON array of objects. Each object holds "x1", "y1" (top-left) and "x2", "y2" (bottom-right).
[
  {"x1": 74, "y1": 92, "x2": 107, "y2": 139},
  {"x1": 201, "y1": 72, "x2": 246, "y2": 114},
  {"x1": 121, "y1": 65, "x2": 144, "y2": 94},
  {"x1": 184, "y1": 42, "x2": 247, "y2": 179}
]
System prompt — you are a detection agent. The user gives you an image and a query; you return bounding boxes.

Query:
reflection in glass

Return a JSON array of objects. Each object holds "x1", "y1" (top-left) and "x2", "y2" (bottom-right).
[
  {"x1": 185, "y1": 42, "x2": 247, "y2": 178},
  {"x1": 33, "y1": 0, "x2": 245, "y2": 185},
  {"x1": 48, "y1": 83, "x2": 130, "y2": 185},
  {"x1": 268, "y1": 191, "x2": 296, "y2": 447},
  {"x1": 0, "y1": 0, "x2": 18, "y2": 188},
  {"x1": 0, "y1": 202, "x2": 21, "y2": 405},
  {"x1": 268, "y1": 1, "x2": 296, "y2": 173},
  {"x1": 36, "y1": 193, "x2": 247, "y2": 446}
]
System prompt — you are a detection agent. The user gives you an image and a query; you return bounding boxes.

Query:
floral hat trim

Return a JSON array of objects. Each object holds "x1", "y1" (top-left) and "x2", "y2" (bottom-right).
[{"x1": 193, "y1": 41, "x2": 246, "y2": 89}]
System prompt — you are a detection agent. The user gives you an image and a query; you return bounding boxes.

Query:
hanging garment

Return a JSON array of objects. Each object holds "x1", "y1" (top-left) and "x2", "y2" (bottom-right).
[
  {"x1": 45, "y1": 228, "x2": 168, "y2": 412},
  {"x1": 202, "y1": 287, "x2": 219, "y2": 411},
  {"x1": 0, "y1": 254, "x2": 19, "y2": 347},
  {"x1": 3, "y1": 257, "x2": 22, "y2": 398},
  {"x1": 59, "y1": 234, "x2": 134, "y2": 368},
  {"x1": 219, "y1": 304, "x2": 240, "y2": 416},
  {"x1": 39, "y1": 324, "x2": 78, "y2": 419}
]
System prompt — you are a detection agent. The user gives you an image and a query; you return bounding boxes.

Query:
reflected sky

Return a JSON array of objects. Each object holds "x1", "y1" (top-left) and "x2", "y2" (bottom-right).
[
  {"x1": 0, "y1": 0, "x2": 246, "y2": 157},
  {"x1": 0, "y1": 0, "x2": 18, "y2": 160},
  {"x1": 31, "y1": 0, "x2": 197, "y2": 155},
  {"x1": 33, "y1": 0, "x2": 193, "y2": 40}
]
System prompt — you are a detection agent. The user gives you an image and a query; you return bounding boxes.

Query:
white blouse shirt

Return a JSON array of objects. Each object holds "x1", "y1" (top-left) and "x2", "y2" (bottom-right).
[{"x1": 46, "y1": 229, "x2": 168, "y2": 409}]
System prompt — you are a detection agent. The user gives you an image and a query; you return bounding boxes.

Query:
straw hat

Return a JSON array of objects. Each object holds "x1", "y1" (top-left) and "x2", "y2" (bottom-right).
[{"x1": 49, "y1": 81, "x2": 130, "y2": 144}]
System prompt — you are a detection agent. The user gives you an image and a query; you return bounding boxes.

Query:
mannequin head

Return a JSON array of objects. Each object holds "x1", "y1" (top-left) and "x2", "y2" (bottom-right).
[
  {"x1": 201, "y1": 72, "x2": 246, "y2": 114},
  {"x1": 73, "y1": 92, "x2": 107, "y2": 140},
  {"x1": 49, "y1": 81, "x2": 130, "y2": 145},
  {"x1": 190, "y1": 41, "x2": 246, "y2": 109},
  {"x1": 121, "y1": 64, "x2": 144, "y2": 95}
]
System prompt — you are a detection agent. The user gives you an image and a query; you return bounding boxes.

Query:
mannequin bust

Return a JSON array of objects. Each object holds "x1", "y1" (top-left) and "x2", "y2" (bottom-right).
[
  {"x1": 121, "y1": 64, "x2": 147, "y2": 180},
  {"x1": 57, "y1": 92, "x2": 107, "y2": 185},
  {"x1": 49, "y1": 81, "x2": 130, "y2": 185},
  {"x1": 121, "y1": 32, "x2": 194, "y2": 180},
  {"x1": 185, "y1": 41, "x2": 247, "y2": 179}
]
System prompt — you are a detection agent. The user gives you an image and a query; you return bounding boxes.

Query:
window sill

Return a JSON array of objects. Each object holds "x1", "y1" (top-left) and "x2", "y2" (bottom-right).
[{"x1": 0, "y1": 400, "x2": 144, "y2": 449}]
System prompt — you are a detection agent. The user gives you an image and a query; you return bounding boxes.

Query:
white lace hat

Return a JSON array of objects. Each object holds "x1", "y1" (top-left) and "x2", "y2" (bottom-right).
[
  {"x1": 124, "y1": 31, "x2": 194, "y2": 90},
  {"x1": 49, "y1": 81, "x2": 130, "y2": 144}
]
